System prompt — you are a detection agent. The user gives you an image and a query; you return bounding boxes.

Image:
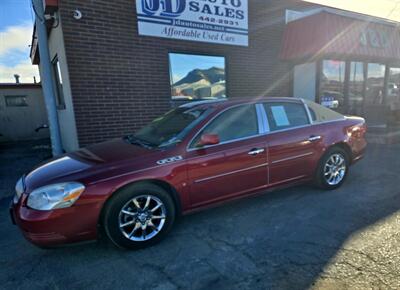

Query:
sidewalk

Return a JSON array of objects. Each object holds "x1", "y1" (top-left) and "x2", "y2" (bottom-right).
[{"x1": 366, "y1": 125, "x2": 400, "y2": 144}]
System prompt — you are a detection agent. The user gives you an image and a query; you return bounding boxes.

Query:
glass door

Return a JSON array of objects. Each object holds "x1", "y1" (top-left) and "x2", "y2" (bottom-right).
[
  {"x1": 365, "y1": 63, "x2": 386, "y2": 126},
  {"x1": 387, "y1": 67, "x2": 400, "y2": 124},
  {"x1": 319, "y1": 60, "x2": 346, "y2": 113},
  {"x1": 348, "y1": 62, "x2": 365, "y2": 116}
]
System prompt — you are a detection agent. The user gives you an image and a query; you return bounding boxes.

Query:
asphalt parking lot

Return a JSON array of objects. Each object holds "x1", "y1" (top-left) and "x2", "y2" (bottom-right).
[{"x1": 1, "y1": 141, "x2": 400, "y2": 290}]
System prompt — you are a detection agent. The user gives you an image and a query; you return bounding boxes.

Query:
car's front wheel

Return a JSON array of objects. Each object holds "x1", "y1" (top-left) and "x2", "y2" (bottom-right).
[
  {"x1": 102, "y1": 183, "x2": 176, "y2": 249},
  {"x1": 315, "y1": 147, "x2": 349, "y2": 190}
]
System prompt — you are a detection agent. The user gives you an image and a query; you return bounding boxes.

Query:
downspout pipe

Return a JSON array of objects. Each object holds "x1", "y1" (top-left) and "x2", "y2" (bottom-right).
[{"x1": 32, "y1": 0, "x2": 63, "y2": 156}]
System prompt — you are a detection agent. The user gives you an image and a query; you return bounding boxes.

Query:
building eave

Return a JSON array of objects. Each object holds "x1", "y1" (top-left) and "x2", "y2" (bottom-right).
[
  {"x1": 0, "y1": 83, "x2": 42, "y2": 89},
  {"x1": 302, "y1": 2, "x2": 400, "y2": 27},
  {"x1": 30, "y1": 25, "x2": 39, "y2": 65},
  {"x1": 30, "y1": 0, "x2": 59, "y2": 65}
]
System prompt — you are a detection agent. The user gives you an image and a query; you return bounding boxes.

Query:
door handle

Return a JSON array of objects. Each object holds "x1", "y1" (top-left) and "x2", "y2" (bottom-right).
[
  {"x1": 308, "y1": 135, "x2": 322, "y2": 142},
  {"x1": 248, "y1": 148, "x2": 265, "y2": 155}
]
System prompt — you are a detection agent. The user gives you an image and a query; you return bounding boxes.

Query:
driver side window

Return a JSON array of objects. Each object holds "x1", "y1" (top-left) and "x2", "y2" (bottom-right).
[{"x1": 190, "y1": 104, "x2": 259, "y2": 147}]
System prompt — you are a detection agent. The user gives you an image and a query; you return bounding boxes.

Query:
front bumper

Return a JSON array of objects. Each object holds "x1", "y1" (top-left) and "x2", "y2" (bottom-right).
[
  {"x1": 348, "y1": 136, "x2": 367, "y2": 165},
  {"x1": 10, "y1": 195, "x2": 100, "y2": 247}
]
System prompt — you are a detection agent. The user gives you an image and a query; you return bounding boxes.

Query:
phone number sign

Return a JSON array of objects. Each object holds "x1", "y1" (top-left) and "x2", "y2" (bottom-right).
[{"x1": 135, "y1": 0, "x2": 248, "y2": 46}]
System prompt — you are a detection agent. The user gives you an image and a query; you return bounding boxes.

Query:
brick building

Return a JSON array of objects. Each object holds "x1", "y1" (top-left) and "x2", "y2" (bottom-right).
[{"x1": 31, "y1": 0, "x2": 400, "y2": 152}]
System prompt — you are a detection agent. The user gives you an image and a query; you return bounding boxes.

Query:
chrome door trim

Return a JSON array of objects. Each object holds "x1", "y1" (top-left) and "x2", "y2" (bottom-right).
[
  {"x1": 259, "y1": 103, "x2": 271, "y2": 132},
  {"x1": 248, "y1": 148, "x2": 265, "y2": 155},
  {"x1": 187, "y1": 103, "x2": 262, "y2": 152},
  {"x1": 259, "y1": 100, "x2": 312, "y2": 134},
  {"x1": 271, "y1": 152, "x2": 314, "y2": 164},
  {"x1": 261, "y1": 124, "x2": 311, "y2": 135},
  {"x1": 300, "y1": 98, "x2": 314, "y2": 125},
  {"x1": 194, "y1": 162, "x2": 269, "y2": 184},
  {"x1": 187, "y1": 133, "x2": 263, "y2": 152},
  {"x1": 263, "y1": 118, "x2": 345, "y2": 135},
  {"x1": 255, "y1": 103, "x2": 270, "y2": 134},
  {"x1": 92, "y1": 148, "x2": 311, "y2": 185},
  {"x1": 186, "y1": 100, "x2": 347, "y2": 153}
]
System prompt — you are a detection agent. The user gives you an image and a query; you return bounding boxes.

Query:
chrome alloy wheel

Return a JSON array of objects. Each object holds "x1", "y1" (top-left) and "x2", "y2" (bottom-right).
[
  {"x1": 324, "y1": 153, "x2": 346, "y2": 186},
  {"x1": 118, "y1": 195, "x2": 166, "y2": 242}
]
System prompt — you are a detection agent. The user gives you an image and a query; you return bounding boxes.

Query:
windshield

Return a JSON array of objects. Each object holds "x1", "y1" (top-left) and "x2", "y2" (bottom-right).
[{"x1": 132, "y1": 106, "x2": 212, "y2": 148}]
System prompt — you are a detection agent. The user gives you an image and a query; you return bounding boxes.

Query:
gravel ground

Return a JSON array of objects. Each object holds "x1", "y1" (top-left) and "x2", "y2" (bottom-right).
[{"x1": 0, "y1": 141, "x2": 400, "y2": 290}]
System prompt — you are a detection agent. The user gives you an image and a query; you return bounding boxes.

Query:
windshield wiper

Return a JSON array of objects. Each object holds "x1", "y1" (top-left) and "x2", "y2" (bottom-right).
[
  {"x1": 124, "y1": 135, "x2": 155, "y2": 149},
  {"x1": 159, "y1": 139, "x2": 182, "y2": 148}
]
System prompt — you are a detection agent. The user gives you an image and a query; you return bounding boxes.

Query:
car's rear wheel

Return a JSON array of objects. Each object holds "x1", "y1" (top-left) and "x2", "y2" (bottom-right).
[
  {"x1": 102, "y1": 183, "x2": 175, "y2": 249},
  {"x1": 315, "y1": 147, "x2": 349, "y2": 190}
]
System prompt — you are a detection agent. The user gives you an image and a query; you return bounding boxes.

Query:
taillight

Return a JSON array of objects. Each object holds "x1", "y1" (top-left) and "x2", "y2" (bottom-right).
[{"x1": 347, "y1": 123, "x2": 367, "y2": 139}]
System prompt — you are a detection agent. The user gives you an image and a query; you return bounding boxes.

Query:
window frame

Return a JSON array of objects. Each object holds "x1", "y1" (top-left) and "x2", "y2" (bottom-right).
[
  {"x1": 261, "y1": 101, "x2": 311, "y2": 133},
  {"x1": 347, "y1": 61, "x2": 365, "y2": 115},
  {"x1": 186, "y1": 99, "x2": 346, "y2": 152},
  {"x1": 318, "y1": 59, "x2": 346, "y2": 112},
  {"x1": 4, "y1": 95, "x2": 28, "y2": 107},
  {"x1": 187, "y1": 103, "x2": 264, "y2": 151},
  {"x1": 365, "y1": 62, "x2": 386, "y2": 106},
  {"x1": 315, "y1": 58, "x2": 395, "y2": 114},
  {"x1": 51, "y1": 55, "x2": 66, "y2": 110},
  {"x1": 168, "y1": 52, "x2": 228, "y2": 100}
]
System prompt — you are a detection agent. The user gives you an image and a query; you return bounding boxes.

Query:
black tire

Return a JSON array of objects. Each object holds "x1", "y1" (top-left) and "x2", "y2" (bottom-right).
[
  {"x1": 102, "y1": 183, "x2": 176, "y2": 250},
  {"x1": 314, "y1": 147, "x2": 350, "y2": 190}
]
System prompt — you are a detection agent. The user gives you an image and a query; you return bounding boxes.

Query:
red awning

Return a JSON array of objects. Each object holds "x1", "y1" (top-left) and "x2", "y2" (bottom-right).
[
  {"x1": 280, "y1": 11, "x2": 400, "y2": 61},
  {"x1": 43, "y1": 0, "x2": 58, "y2": 14}
]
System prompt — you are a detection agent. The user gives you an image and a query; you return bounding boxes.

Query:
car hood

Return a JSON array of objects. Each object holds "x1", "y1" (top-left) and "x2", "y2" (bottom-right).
[{"x1": 24, "y1": 138, "x2": 161, "y2": 192}]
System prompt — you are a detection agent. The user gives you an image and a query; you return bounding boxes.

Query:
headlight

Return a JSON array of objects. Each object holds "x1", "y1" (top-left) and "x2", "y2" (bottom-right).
[
  {"x1": 27, "y1": 182, "x2": 85, "y2": 211},
  {"x1": 14, "y1": 177, "x2": 25, "y2": 204}
]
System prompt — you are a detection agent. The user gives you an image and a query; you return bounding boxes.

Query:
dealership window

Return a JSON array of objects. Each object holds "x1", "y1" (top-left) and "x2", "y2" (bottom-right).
[
  {"x1": 366, "y1": 63, "x2": 385, "y2": 105},
  {"x1": 319, "y1": 60, "x2": 346, "y2": 112},
  {"x1": 348, "y1": 62, "x2": 365, "y2": 115},
  {"x1": 52, "y1": 56, "x2": 65, "y2": 109},
  {"x1": 4, "y1": 95, "x2": 28, "y2": 107},
  {"x1": 263, "y1": 102, "x2": 309, "y2": 131},
  {"x1": 387, "y1": 67, "x2": 400, "y2": 105},
  {"x1": 169, "y1": 53, "x2": 226, "y2": 101}
]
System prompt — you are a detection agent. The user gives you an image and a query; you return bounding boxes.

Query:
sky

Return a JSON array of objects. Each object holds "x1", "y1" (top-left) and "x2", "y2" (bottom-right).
[
  {"x1": 1, "y1": 0, "x2": 400, "y2": 84},
  {"x1": 306, "y1": 0, "x2": 400, "y2": 21},
  {"x1": 0, "y1": 0, "x2": 39, "y2": 83}
]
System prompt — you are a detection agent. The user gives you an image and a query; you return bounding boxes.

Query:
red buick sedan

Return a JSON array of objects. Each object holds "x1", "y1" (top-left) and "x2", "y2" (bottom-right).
[{"x1": 10, "y1": 98, "x2": 366, "y2": 249}]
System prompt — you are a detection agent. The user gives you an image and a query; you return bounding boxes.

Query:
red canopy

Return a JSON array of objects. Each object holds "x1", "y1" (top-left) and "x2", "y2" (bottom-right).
[{"x1": 280, "y1": 11, "x2": 400, "y2": 61}]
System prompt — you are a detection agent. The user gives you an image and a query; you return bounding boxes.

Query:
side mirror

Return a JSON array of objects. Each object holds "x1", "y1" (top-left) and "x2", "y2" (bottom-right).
[{"x1": 198, "y1": 134, "x2": 220, "y2": 147}]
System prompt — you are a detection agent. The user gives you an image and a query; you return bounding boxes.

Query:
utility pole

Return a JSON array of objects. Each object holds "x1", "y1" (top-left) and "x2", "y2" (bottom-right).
[{"x1": 32, "y1": 0, "x2": 63, "y2": 156}]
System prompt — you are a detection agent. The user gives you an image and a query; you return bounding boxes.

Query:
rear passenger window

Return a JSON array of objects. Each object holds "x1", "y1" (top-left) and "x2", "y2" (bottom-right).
[{"x1": 263, "y1": 102, "x2": 309, "y2": 131}]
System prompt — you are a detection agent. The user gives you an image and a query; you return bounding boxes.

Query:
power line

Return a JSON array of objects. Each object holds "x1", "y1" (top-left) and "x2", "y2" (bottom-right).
[{"x1": 386, "y1": 0, "x2": 400, "y2": 19}]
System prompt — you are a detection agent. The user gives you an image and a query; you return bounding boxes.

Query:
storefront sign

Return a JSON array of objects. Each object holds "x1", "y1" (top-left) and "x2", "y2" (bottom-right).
[
  {"x1": 320, "y1": 96, "x2": 339, "y2": 109},
  {"x1": 135, "y1": 0, "x2": 248, "y2": 46},
  {"x1": 360, "y1": 28, "x2": 389, "y2": 49}
]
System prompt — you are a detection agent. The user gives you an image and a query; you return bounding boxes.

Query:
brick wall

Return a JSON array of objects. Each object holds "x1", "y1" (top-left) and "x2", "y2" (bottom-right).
[{"x1": 59, "y1": 0, "x2": 316, "y2": 147}]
